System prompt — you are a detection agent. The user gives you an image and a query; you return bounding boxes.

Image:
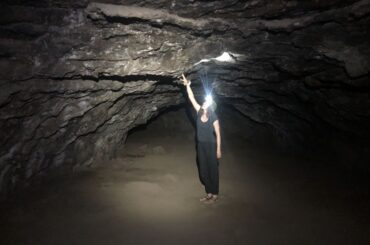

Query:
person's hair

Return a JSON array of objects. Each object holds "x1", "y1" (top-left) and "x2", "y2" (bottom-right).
[
  {"x1": 199, "y1": 108, "x2": 206, "y2": 116},
  {"x1": 209, "y1": 101, "x2": 217, "y2": 112}
]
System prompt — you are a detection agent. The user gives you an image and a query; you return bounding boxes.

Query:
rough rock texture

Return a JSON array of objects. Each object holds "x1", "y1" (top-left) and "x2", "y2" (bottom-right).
[{"x1": 1, "y1": 0, "x2": 370, "y2": 197}]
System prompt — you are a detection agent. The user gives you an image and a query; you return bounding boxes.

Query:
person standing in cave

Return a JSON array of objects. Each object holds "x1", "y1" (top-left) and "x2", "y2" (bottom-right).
[{"x1": 181, "y1": 73, "x2": 222, "y2": 204}]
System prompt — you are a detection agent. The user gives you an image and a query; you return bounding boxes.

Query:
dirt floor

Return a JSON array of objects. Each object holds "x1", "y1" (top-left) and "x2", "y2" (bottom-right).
[{"x1": 1, "y1": 122, "x2": 370, "y2": 245}]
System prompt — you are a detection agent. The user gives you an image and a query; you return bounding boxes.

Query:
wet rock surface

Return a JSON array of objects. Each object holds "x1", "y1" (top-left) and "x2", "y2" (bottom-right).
[{"x1": 1, "y1": 0, "x2": 370, "y2": 196}]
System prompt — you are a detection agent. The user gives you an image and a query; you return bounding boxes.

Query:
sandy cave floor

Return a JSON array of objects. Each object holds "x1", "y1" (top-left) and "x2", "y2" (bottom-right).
[{"x1": 1, "y1": 129, "x2": 370, "y2": 245}]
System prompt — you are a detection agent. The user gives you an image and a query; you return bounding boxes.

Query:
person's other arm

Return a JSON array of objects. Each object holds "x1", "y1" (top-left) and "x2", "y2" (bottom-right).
[
  {"x1": 181, "y1": 74, "x2": 200, "y2": 112},
  {"x1": 214, "y1": 120, "x2": 222, "y2": 159}
]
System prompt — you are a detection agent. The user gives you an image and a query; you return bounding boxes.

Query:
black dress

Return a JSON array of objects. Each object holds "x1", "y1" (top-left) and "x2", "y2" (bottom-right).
[{"x1": 196, "y1": 110, "x2": 219, "y2": 195}]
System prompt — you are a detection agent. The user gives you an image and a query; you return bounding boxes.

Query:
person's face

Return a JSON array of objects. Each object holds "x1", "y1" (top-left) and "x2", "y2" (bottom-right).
[
  {"x1": 203, "y1": 95, "x2": 213, "y2": 110},
  {"x1": 202, "y1": 101, "x2": 211, "y2": 110}
]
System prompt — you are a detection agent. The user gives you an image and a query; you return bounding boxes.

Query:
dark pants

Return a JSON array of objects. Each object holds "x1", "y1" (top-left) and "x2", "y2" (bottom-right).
[{"x1": 197, "y1": 141, "x2": 219, "y2": 195}]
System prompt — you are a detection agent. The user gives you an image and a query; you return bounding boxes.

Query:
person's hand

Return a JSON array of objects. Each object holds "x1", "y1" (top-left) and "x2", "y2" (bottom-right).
[
  {"x1": 217, "y1": 148, "x2": 222, "y2": 159},
  {"x1": 181, "y1": 73, "x2": 191, "y2": 86}
]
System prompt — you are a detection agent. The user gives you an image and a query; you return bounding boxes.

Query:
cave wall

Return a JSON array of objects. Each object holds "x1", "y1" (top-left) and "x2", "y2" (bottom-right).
[{"x1": 1, "y1": 0, "x2": 370, "y2": 197}]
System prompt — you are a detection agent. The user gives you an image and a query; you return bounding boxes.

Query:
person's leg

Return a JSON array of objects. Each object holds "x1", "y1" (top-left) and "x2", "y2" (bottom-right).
[
  {"x1": 207, "y1": 142, "x2": 219, "y2": 197},
  {"x1": 197, "y1": 142, "x2": 212, "y2": 197}
]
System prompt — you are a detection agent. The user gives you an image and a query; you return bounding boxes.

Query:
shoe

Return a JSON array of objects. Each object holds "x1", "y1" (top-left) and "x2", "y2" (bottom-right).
[
  {"x1": 200, "y1": 195, "x2": 212, "y2": 202},
  {"x1": 204, "y1": 195, "x2": 218, "y2": 204}
]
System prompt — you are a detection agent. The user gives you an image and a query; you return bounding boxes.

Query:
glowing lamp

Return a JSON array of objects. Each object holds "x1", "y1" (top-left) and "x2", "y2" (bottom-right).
[{"x1": 205, "y1": 94, "x2": 213, "y2": 105}]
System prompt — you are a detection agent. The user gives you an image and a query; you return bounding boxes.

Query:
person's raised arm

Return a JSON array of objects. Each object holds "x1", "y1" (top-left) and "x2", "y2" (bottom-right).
[
  {"x1": 214, "y1": 120, "x2": 222, "y2": 159},
  {"x1": 181, "y1": 74, "x2": 200, "y2": 112}
]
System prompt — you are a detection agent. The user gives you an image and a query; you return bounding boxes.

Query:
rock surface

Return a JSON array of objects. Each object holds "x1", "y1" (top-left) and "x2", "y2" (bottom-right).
[{"x1": 1, "y1": 0, "x2": 370, "y2": 197}]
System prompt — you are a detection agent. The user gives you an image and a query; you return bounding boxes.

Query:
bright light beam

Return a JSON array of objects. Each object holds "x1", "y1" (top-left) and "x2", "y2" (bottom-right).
[
  {"x1": 199, "y1": 70, "x2": 214, "y2": 97},
  {"x1": 205, "y1": 94, "x2": 213, "y2": 105}
]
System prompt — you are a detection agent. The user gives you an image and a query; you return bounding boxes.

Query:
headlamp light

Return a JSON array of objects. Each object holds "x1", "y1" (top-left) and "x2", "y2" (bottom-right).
[{"x1": 205, "y1": 94, "x2": 213, "y2": 105}]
